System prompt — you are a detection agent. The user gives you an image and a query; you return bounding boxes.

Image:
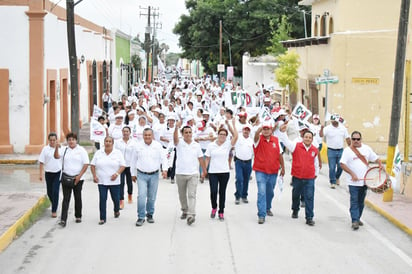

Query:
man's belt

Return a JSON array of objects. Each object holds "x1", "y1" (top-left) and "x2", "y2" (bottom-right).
[
  {"x1": 137, "y1": 169, "x2": 159, "y2": 175},
  {"x1": 234, "y1": 156, "x2": 252, "y2": 163}
]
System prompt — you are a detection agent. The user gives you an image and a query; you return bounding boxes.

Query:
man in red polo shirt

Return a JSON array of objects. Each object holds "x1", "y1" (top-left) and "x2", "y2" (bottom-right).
[
  {"x1": 253, "y1": 121, "x2": 285, "y2": 224},
  {"x1": 279, "y1": 129, "x2": 319, "y2": 226}
]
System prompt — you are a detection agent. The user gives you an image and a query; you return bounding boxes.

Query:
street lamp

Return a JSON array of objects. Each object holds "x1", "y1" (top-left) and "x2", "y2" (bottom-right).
[{"x1": 228, "y1": 40, "x2": 232, "y2": 66}]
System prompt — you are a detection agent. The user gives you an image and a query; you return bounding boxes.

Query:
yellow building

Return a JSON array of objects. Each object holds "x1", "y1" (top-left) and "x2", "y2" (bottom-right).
[{"x1": 283, "y1": 0, "x2": 411, "y2": 157}]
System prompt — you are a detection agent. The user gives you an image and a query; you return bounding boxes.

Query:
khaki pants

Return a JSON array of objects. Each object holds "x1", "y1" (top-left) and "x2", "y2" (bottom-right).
[{"x1": 176, "y1": 174, "x2": 198, "y2": 217}]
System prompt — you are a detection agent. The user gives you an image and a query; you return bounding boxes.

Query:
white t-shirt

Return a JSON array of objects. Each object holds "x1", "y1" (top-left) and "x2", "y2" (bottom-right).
[
  {"x1": 205, "y1": 140, "x2": 232, "y2": 173},
  {"x1": 323, "y1": 124, "x2": 349, "y2": 149},
  {"x1": 195, "y1": 127, "x2": 215, "y2": 150},
  {"x1": 340, "y1": 144, "x2": 378, "y2": 186},
  {"x1": 114, "y1": 138, "x2": 138, "y2": 167},
  {"x1": 39, "y1": 145, "x2": 62, "y2": 172},
  {"x1": 91, "y1": 149, "x2": 125, "y2": 185},
  {"x1": 61, "y1": 145, "x2": 89, "y2": 179},
  {"x1": 234, "y1": 135, "x2": 253, "y2": 161},
  {"x1": 108, "y1": 123, "x2": 124, "y2": 140},
  {"x1": 175, "y1": 139, "x2": 204, "y2": 175}
]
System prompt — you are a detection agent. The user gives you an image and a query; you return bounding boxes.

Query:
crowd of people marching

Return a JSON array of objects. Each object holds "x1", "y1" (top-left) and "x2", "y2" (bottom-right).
[{"x1": 39, "y1": 75, "x2": 381, "y2": 230}]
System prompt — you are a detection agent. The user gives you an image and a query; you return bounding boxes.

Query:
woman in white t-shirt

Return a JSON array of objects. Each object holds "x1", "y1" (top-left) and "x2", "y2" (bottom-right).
[
  {"x1": 91, "y1": 136, "x2": 126, "y2": 225},
  {"x1": 39, "y1": 132, "x2": 62, "y2": 218},
  {"x1": 54, "y1": 132, "x2": 89, "y2": 228},
  {"x1": 205, "y1": 119, "x2": 238, "y2": 221}
]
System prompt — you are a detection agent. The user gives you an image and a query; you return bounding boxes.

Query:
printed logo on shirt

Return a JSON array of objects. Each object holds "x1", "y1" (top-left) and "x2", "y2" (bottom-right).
[{"x1": 311, "y1": 151, "x2": 316, "y2": 157}]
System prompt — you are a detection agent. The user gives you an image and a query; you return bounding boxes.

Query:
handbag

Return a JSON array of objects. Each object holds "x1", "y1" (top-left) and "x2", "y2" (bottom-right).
[
  {"x1": 61, "y1": 173, "x2": 76, "y2": 188},
  {"x1": 60, "y1": 147, "x2": 77, "y2": 188}
]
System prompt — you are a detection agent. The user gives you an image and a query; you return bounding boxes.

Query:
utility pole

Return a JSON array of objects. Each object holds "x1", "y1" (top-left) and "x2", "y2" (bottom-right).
[
  {"x1": 385, "y1": 0, "x2": 410, "y2": 201},
  {"x1": 219, "y1": 20, "x2": 222, "y2": 84},
  {"x1": 151, "y1": 9, "x2": 160, "y2": 83},
  {"x1": 66, "y1": 0, "x2": 81, "y2": 138},
  {"x1": 140, "y1": 6, "x2": 152, "y2": 83}
]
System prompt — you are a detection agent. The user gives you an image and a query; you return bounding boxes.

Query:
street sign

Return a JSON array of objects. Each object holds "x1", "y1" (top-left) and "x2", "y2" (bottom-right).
[
  {"x1": 316, "y1": 76, "x2": 339, "y2": 84},
  {"x1": 217, "y1": 64, "x2": 225, "y2": 72}
]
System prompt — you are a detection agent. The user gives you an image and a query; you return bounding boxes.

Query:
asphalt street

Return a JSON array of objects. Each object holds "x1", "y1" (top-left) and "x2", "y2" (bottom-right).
[{"x1": 0, "y1": 158, "x2": 412, "y2": 274}]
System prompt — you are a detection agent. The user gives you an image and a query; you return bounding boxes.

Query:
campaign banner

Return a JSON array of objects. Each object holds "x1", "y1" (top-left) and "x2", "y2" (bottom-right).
[
  {"x1": 93, "y1": 104, "x2": 104, "y2": 119},
  {"x1": 292, "y1": 102, "x2": 312, "y2": 122},
  {"x1": 90, "y1": 118, "x2": 106, "y2": 142}
]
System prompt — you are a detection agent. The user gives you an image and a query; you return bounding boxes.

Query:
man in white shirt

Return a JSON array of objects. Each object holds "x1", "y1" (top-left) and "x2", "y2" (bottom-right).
[
  {"x1": 340, "y1": 131, "x2": 380, "y2": 230},
  {"x1": 320, "y1": 116, "x2": 351, "y2": 188},
  {"x1": 131, "y1": 128, "x2": 168, "y2": 226},
  {"x1": 173, "y1": 120, "x2": 207, "y2": 225}
]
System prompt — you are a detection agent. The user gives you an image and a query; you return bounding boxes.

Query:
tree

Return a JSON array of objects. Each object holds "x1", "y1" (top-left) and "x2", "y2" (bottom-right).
[
  {"x1": 173, "y1": 0, "x2": 308, "y2": 76},
  {"x1": 267, "y1": 15, "x2": 292, "y2": 56},
  {"x1": 275, "y1": 50, "x2": 301, "y2": 94}
]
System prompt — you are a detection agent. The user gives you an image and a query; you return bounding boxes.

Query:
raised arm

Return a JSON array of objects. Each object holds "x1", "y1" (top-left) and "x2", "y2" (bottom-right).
[{"x1": 228, "y1": 118, "x2": 238, "y2": 146}]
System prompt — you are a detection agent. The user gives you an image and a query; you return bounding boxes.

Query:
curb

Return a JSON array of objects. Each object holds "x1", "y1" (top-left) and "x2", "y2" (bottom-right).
[
  {"x1": 0, "y1": 195, "x2": 48, "y2": 253},
  {"x1": 365, "y1": 198, "x2": 412, "y2": 236},
  {"x1": 0, "y1": 160, "x2": 37, "y2": 165}
]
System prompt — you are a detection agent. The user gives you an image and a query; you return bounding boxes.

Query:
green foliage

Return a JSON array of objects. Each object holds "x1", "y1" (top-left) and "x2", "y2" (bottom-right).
[
  {"x1": 166, "y1": 52, "x2": 181, "y2": 67},
  {"x1": 131, "y1": 54, "x2": 142, "y2": 70},
  {"x1": 275, "y1": 51, "x2": 301, "y2": 93},
  {"x1": 267, "y1": 15, "x2": 292, "y2": 56},
  {"x1": 174, "y1": 0, "x2": 307, "y2": 76}
]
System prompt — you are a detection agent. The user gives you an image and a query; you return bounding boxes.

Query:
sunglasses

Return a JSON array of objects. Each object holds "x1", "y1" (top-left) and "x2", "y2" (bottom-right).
[{"x1": 351, "y1": 138, "x2": 361, "y2": 141}]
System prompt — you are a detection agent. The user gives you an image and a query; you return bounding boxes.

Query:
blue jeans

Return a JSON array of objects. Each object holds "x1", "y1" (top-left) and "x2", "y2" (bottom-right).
[
  {"x1": 137, "y1": 171, "x2": 159, "y2": 219},
  {"x1": 235, "y1": 159, "x2": 252, "y2": 199},
  {"x1": 327, "y1": 148, "x2": 343, "y2": 184},
  {"x1": 291, "y1": 177, "x2": 315, "y2": 220},
  {"x1": 120, "y1": 167, "x2": 133, "y2": 200},
  {"x1": 98, "y1": 184, "x2": 120, "y2": 221},
  {"x1": 45, "y1": 171, "x2": 61, "y2": 213},
  {"x1": 349, "y1": 185, "x2": 367, "y2": 222},
  {"x1": 255, "y1": 171, "x2": 278, "y2": 218}
]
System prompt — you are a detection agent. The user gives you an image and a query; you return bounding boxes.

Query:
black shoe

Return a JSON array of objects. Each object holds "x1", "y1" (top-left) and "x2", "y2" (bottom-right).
[
  {"x1": 114, "y1": 212, "x2": 120, "y2": 218},
  {"x1": 258, "y1": 217, "x2": 265, "y2": 224},
  {"x1": 352, "y1": 221, "x2": 359, "y2": 230},
  {"x1": 266, "y1": 210, "x2": 274, "y2": 217},
  {"x1": 292, "y1": 211, "x2": 298, "y2": 219},
  {"x1": 235, "y1": 198, "x2": 240, "y2": 205},
  {"x1": 242, "y1": 198, "x2": 249, "y2": 204},
  {"x1": 358, "y1": 220, "x2": 364, "y2": 226},
  {"x1": 180, "y1": 212, "x2": 187, "y2": 220},
  {"x1": 136, "y1": 219, "x2": 145, "y2": 226},
  {"x1": 59, "y1": 220, "x2": 66, "y2": 227},
  {"x1": 98, "y1": 220, "x2": 106, "y2": 225},
  {"x1": 306, "y1": 219, "x2": 315, "y2": 226},
  {"x1": 187, "y1": 216, "x2": 195, "y2": 225},
  {"x1": 75, "y1": 218, "x2": 82, "y2": 223},
  {"x1": 146, "y1": 214, "x2": 155, "y2": 223}
]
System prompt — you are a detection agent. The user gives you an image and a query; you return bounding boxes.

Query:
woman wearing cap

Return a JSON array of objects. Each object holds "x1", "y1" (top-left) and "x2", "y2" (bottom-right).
[
  {"x1": 108, "y1": 113, "x2": 124, "y2": 141},
  {"x1": 205, "y1": 118, "x2": 238, "y2": 221},
  {"x1": 91, "y1": 136, "x2": 125, "y2": 225},
  {"x1": 311, "y1": 114, "x2": 323, "y2": 153}
]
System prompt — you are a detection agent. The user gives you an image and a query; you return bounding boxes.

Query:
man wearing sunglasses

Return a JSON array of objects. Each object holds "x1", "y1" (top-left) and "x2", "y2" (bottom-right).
[{"x1": 340, "y1": 131, "x2": 380, "y2": 230}]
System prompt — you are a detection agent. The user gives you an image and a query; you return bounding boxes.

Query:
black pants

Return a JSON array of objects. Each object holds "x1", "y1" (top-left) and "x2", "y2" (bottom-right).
[
  {"x1": 209, "y1": 172, "x2": 230, "y2": 213},
  {"x1": 61, "y1": 180, "x2": 84, "y2": 222},
  {"x1": 167, "y1": 148, "x2": 177, "y2": 180},
  {"x1": 120, "y1": 167, "x2": 133, "y2": 200}
]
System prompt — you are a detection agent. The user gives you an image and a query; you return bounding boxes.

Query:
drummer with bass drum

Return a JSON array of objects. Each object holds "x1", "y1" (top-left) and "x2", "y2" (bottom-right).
[{"x1": 340, "y1": 131, "x2": 383, "y2": 231}]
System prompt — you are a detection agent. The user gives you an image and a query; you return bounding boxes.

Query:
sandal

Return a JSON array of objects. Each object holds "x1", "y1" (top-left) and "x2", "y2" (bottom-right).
[
  {"x1": 98, "y1": 220, "x2": 106, "y2": 225},
  {"x1": 51, "y1": 212, "x2": 57, "y2": 218}
]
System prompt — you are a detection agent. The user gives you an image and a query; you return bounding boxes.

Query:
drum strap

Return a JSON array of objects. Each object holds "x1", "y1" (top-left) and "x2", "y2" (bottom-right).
[{"x1": 350, "y1": 146, "x2": 369, "y2": 167}]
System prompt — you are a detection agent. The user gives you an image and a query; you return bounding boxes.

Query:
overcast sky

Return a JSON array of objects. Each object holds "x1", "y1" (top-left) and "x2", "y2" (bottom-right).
[{"x1": 57, "y1": 0, "x2": 187, "y2": 52}]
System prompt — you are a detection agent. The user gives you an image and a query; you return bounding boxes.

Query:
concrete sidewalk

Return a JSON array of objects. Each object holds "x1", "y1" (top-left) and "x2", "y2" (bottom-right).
[{"x1": 0, "y1": 154, "x2": 411, "y2": 253}]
